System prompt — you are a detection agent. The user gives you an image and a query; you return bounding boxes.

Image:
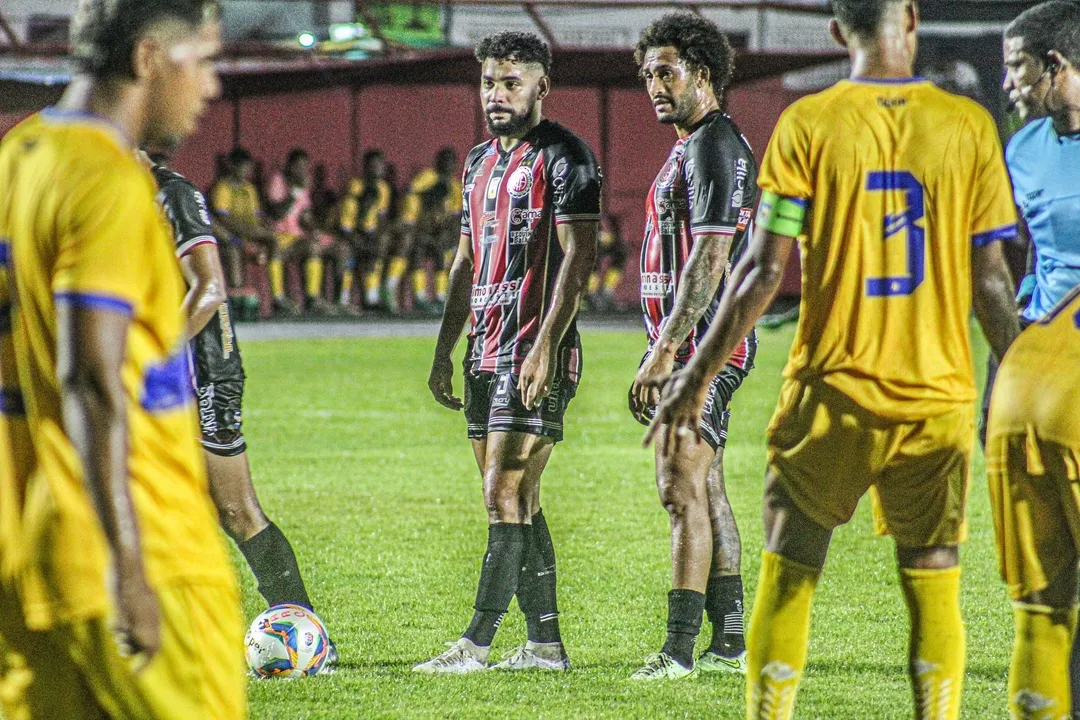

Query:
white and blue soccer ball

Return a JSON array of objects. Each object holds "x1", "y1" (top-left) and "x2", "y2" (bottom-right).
[{"x1": 245, "y1": 604, "x2": 330, "y2": 678}]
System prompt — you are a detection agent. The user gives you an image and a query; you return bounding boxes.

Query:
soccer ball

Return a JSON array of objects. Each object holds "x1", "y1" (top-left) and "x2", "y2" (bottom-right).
[{"x1": 245, "y1": 604, "x2": 330, "y2": 678}]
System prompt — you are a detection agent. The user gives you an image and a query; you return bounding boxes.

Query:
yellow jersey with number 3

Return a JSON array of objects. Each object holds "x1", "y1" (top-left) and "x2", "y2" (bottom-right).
[
  {"x1": 758, "y1": 78, "x2": 1018, "y2": 421},
  {"x1": 0, "y1": 110, "x2": 234, "y2": 629}
]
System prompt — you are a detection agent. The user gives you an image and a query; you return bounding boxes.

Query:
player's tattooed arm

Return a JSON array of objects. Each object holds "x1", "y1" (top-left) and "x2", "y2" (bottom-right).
[
  {"x1": 633, "y1": 233, "x2": 731, "y2": 410},
  {"x1": 519, "y1": 220, "x2": 599, "y2": 410},
  {"x1": 429, "y1": 232, "x2": 474, "y2": 410}
]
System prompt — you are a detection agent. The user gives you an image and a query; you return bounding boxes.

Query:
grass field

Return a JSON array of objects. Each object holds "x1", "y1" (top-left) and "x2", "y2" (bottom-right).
[{"x1": 238, "y1": 323, "x2": 1011, "y2": 719}]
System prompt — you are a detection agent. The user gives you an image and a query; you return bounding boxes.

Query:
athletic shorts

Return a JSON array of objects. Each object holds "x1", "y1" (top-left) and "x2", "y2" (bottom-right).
[
  {"x1": 987, "y1": 432, "x2": 1080, "y2": 600},
  {"x1": 0, "y1": 581, "x2": 245, "y2": 720},
  {"x1": 464, "y1": 369, "x2": 578, "y2": 443},
  {"x1": 768, "y1": 379, "x2": 973, "y2": 547},
  {"x1": 195, "y1": 379, "x2": 246, "y2": 457},
  {"x1": 636, "y1": 360, "x2": 747, "y2": 451}
]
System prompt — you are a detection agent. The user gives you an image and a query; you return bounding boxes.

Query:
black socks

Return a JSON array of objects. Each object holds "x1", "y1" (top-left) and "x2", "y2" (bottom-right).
[
  {"x1": 662, "y1": 589, "x2": 705, "y2": 669},
  {"x1": 517, "y1": 510, "x2": 562, "y2": 645},
  {"x1": 705, "y1": 574, "x2": 745, "y2": 655},
  {"x1": 236, "y1": 522, "x2": 313, "y2": 610},
  {"x1": 463, "y1": 523, "x2": 526, "y2": 647}
]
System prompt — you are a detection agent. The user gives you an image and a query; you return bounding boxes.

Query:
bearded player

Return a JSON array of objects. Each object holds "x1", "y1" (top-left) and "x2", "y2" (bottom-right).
[
  {"x1": 416, "y1": 31, "x2": 601, "y2": 673},
  {"x1": 0, "y1": 1, "x2": 246, "y2": 717},
  {"x1": 645, "y1": 0, "x2": 1021, "y2": 716},
  {"x1": 628, "y1": 13, "x2": 757, "y2": 680}
]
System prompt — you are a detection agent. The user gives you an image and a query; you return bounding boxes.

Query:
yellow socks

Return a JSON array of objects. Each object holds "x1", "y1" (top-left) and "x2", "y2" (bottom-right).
[
  {"x1": 900, "y1": 566, "x2": 965, "y2": 720},
  {"x1": 340, "y1": 270, "x2": 354, "y2": 304},
  {"x1": 388, "y1": 257, "x2": 407, "y2": 283},
  {"x1": 746, "y1": 551, "x2": 820, "y2": 720},
  {"x1": 603, "y1": 268, "x2": 622, "y2": 291},
  {"x1": 435, "y1": 270, "x2": 449, "y2": 301},
  {"x1": 269, "y1": 259, "x2": 285, "y2": 299},
  {"x1": 413, "y1": 270, "x2": 428, "y2": 300},
  {"x1": 305, "y1": 258, "x2": 323, "y2": 299},
  {"x1": 364, "y1": 260, "x2": 384, "y2": 305},
  {"x1": 1009, "y1": 602, "x2": 1076, "y2": 719}
]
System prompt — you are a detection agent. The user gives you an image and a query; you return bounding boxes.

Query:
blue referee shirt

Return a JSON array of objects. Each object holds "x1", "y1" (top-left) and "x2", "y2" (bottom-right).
[{"x1": 1005, "y1": 117, "x2": 1080, "y2": 322}]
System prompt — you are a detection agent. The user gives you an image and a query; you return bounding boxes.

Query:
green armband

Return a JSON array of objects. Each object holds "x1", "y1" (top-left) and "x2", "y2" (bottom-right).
[{"x1": 757, "y1": 191, "x2": 807, "y2": 237}]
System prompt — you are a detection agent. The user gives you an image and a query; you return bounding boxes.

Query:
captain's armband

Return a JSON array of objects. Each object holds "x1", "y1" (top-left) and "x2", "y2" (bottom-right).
[{"x1": 757, "y1": 191, "x2": 807, "y2": 238}]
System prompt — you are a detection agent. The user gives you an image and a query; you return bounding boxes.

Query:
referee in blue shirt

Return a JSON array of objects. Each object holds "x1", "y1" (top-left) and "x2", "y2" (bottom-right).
[{"x1": 995, "y1": 2, "x2": 1080, "y2": 710}]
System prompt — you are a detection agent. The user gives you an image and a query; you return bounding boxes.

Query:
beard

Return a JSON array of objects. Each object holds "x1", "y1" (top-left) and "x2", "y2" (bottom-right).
[
  {"x1": 655, "y1": 88, "x2": 698, "y2": 126},
  {"x1": 486, "y1": 105, "x2": 534, "y2": 137}
]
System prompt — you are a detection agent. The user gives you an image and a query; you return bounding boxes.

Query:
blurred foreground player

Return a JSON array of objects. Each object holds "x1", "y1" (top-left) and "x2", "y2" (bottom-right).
[
  {"x1": 418, "y1": 31, "x2": 601, "y2": 673},
  {"x1": 149, "y1": 155, "x2": 335, "y2": 664},
  {"x1": 645, "y1": 1, "x2": 1021, "y2": 716},
  {"x1": 0, "y1": 1, "x2": 246, "y2": 718},
  {"x1": 628, "y1": 13, "x2": 758, "y2": 680}
]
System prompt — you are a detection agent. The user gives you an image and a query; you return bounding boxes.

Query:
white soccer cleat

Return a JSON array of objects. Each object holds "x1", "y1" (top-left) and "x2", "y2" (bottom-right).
[
  {"x1": 491, "y1": 644, "x2": 571, "y2": 671},
  {"x1": 629, "y1": 652, "x2": 696, "y2": 681},
  {"x1": 697, "y1": 649, "x2": 747, "y2": 675},
  {"x1": 412, "y1": 639, "x2": 489, "y2": 674}
]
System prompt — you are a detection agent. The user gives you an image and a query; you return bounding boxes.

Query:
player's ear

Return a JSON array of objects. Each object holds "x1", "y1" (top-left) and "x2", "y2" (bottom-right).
[
  {"x1": 905, "y1": 0, "x2": 919, "y2": 34},
  {"x1": 131, "y1": 36, "x2": 159, "y2": 81},
  {"x1": 697, "y1": 66, "x2": 710, "y2": 91},
  {"x1": 828, "y1": 19, "x2": 849, "y2": 50},
  {"x1": 537, "y1": 74, "x2": 551, "y2": 101},
  {"x1": 1046, "y1": 50, "x2": 1067, "y2": 76}
]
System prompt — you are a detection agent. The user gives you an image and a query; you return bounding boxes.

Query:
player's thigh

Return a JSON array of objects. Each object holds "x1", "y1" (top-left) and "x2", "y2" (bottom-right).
[
  {"x1": 988, "y1": 433, "x2": 1080, "y2": 603},
  {"x1": 59, "y1": 582, "x2": 245, "y2": 720},
  {"x1": 766, "y1": 379, "x2": 876, "y2": 533},
  {"x1": 654, "y1": 436, "x2": 713, "y2": 510},
  {"x1": 874, "y1": 405, "x2": 973, "y2": 548}
]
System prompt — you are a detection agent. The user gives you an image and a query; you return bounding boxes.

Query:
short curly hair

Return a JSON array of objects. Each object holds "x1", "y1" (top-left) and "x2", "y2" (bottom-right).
[
  {"x1": 474, "y1": 31, "x2": 552, "y2": 75},
  {"x1": 635, "y1": 13, "x2": 735, "y2": 97},
  {"x1": 71, "y1": 0, "x2": 218, "y2": 79}
]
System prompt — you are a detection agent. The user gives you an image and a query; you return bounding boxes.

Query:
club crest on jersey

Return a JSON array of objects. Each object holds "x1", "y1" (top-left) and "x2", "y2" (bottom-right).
[
  {"x1": 731, "y1": 158, "x2": 749, "y2": 207},
  {"x1": 507, "y1": 166, "x2": 534, "y2": 198},
  {"x1": 657, "y1": 158, "x2": 679, "y2": 189}
]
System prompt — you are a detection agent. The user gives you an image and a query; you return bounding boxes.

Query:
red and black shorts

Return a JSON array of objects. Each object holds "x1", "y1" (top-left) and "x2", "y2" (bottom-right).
[
  {"x1": 636, "y1": 359, "x2": 747, "y2": 452},
  {"x1": 464, "y1": 369, "x2": 578, "y2": 443}
]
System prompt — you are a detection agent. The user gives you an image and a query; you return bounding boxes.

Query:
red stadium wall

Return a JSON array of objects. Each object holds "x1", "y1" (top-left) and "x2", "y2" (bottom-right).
[{"x1": 2, "y1": 75, "x2": 807, "y2": 303}]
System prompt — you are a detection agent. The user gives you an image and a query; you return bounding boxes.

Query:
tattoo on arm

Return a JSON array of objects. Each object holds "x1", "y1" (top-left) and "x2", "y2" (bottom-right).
[{"x1": 655, "y1": 234, "x2": 731, "y2": 356}]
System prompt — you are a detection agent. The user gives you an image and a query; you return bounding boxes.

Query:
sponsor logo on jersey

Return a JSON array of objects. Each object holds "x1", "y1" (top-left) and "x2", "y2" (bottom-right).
[
  {"x1": 487, "y1": 174, "x2": 501, "y2": 199},
  {"x1": 877, "y1": 97, "x2": 907, "y2": 109},
  {"x1": 659, "y1": 220, "x2": 678, "y2": 235},
  {"x1": 736, "y1": 206, "x2": 753, "y2": 231},
  {"x1": 507, "y1": 166, "x2": 534, "y2": 198},
  {"x1": 657, "y1": 197, "x2": 688, "y2": 213},
  {"x1": 194, "y1": 191, "x2": 212, "y2": 226},
  {"x1": 218, "y1": 304, "x2": 235, "y2": 360},
  {"x1": 641, "y1": 272, "x2": 674, "y2": 298},
  {"x1": 551, "y1": 157, "x2": 569, "y2": 203},
  {"x1": 731, "y1": 158, "x2": 749, "y2": 208},
  {"x1": 510, "y1": 229, "x2": 533, "y2": 245},
  {"x1": 471, "y1": 279, "x2": 522, "y2": 309},
  {"x1": 197, "y1": 382, "x2": 218, "y2": 434},
  {"x1": 511, "y1": 207, "x2": 543, "y2": 225}
]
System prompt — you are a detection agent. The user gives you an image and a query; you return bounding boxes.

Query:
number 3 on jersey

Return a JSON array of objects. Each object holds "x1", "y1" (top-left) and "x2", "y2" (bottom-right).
[{"x1": 865, "y1": 171, "x2": 925, "y2": 298}]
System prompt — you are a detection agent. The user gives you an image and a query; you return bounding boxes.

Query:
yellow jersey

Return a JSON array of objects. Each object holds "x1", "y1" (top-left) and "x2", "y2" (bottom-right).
[
  {"x1": 210, "y1": 177, "x2": 262, "y2": 227},
  {"x1": 989, "y1": 286, "x2": 1080, "y2": 447},
  {"x1": 401, "y1": 169, "x2": 462, "y2": 226},
  {"x1": 759, "y1": 79, "x2": 1018, "y2": 420},
  {"x1": 339, "y1": 177, "x2": 391, "y2": 234},
  {"x1": 0, "y1": 110, "x2": 234, "y2": 629}
]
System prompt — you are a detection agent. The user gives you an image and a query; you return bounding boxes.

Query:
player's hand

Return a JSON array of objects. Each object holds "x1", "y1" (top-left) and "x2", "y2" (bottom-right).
[
  {"x1": 429, "y1": 355, "x2": 462, "y2": 410},
  {"x1": 643, "y1": 366, "x2": 710, "y2": 455},
  {"x1": 113, "y1": 562, "x2": 161, "y2": 672},
  {"x1": 519, "y1": 341, "x2": 557, "y2": 410},
  {"x1": 631, "y1": 349, "x2": 675, "y2": 414}
]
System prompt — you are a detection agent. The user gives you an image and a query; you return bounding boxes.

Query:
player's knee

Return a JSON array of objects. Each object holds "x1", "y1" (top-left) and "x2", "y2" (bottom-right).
[
  {"x1": 483, "y1": 480, "x2": 522, "y2": 520},
  {"x1": 896, "y1": 544, "x2": 958, "y2": 571},
  {"x1": 219, "y1": 499, "x2": 268, "y2": 541},
  {"x1": 658, "y1": 478, "x2": 706, "y2": 520}
]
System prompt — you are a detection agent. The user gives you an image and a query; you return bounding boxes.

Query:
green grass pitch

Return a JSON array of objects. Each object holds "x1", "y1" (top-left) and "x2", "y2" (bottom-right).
[{"x1": 238, "y1": 324, "x2": 1009, "y2": 719}]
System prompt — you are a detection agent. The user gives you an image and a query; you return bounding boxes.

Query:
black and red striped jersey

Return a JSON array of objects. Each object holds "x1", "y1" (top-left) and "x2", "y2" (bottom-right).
[
  {"x1": 640, "y1": 111, "x2": 758, "y2": 371},
  {"x1": 461, "y1": 120, "x2": 602, "y2": 380}
]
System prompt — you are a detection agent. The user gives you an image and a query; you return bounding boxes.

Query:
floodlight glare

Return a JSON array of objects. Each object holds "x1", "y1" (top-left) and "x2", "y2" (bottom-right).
[{"x1": 298, "y1": 32, "x2": 316, "y2": 48}]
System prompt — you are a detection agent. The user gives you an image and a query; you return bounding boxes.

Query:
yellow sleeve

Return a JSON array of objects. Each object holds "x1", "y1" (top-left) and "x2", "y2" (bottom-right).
[
  {"x1": 970, "y1": 111, "x2": 1019, "y2": 246},
  {"x1": 53, "y1": 165, "x2": 154, "y2": 314},
  {"x1": 402, "y1": 171, "x2": 437, "y2": 225},
  {"x1": 757, "y1": 106, "x2": 813, "y2": 201},
  {"x1": 448, "y1": 179, "x2": 463, "y2": 214},
  {"x1": 210, "y1": 182, "x2": 232, "y2": 215}
]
